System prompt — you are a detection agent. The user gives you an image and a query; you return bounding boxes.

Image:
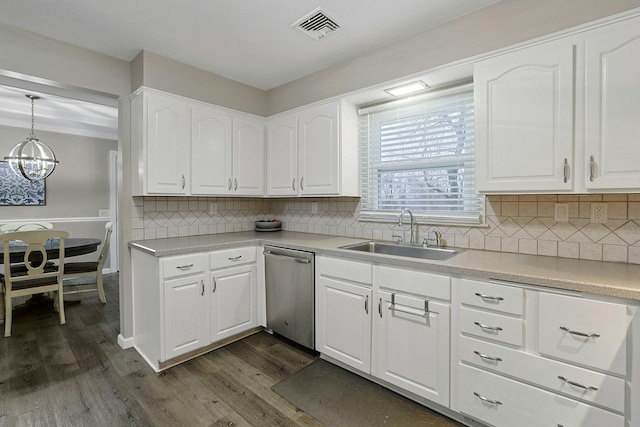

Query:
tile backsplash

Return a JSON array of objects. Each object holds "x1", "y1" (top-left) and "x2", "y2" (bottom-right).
[{"x1": 133, "y1": 194, "x2": 640, "y2": 264}]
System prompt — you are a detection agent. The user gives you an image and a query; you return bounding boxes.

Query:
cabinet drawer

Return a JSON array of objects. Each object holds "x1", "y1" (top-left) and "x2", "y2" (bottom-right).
[
  {"x1": 459, "y1": 279, "x2": 523, "y2": 315},
  {"x1": 374, "y1": 265, "x2": 450, "y2": 300},
  {"x1": 316, "y1": 257, "x2": 372, "y2": 285},
  {"x1": 459, "y1": 336, "x2": 625, "y2": 413},
  {"x1": 459, "y1": 364, "x2": 624, "y2": 427},
  {"x1": 460, "y1": 307, "x2": 523, "y2": 346},
  {"x1": 210, "y1": 247, "x2": 256, "y2": 269},
  {"x1": 162, "y1": 253, "x2": 206, "y2": 279},
  {"x1": 538, "y1": 293, "x2": 627, "y2": 375}
]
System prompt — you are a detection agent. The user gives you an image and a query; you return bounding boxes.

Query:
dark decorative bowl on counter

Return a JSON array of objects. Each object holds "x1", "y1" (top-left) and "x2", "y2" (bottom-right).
[{"x1": 255, "y1": 219, "x2": 282, "y2": 232}]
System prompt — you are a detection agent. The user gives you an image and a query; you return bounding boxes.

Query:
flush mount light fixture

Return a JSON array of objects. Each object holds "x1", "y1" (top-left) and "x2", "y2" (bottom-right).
[
  {"x1": 384, "y1": 80, "x2": 430, "y2": 97},
  {"x1": 4, "y1": 94, "x2": 59, "y2": 183}
]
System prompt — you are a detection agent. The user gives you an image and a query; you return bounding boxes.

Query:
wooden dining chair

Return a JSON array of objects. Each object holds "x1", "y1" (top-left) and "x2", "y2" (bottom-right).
[
  {"x1": 0, "y1": 222, "x2": 54, "y2": 232},
  {"x1": 0, "y1": 229, "x2": 69, "y2": 337},
  {"x1": 62, "y1": 222, "x2": 112, "y2": 304}
]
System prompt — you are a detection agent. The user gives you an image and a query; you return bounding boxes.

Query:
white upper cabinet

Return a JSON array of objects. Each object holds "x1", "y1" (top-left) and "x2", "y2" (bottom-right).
[
  {"x1": 233, "y1": 117, "x2": 265, "y2": 196},
  {"x1": 298, "y1": 102, "x2": 340, "y2": 195},
  {"x1": 191, "y1": 105, "x2": 233, "y2": 195},
  {"x1": 131, "y1": 88, "x2": 265, "y2": 197},
  {"x1": 133, "y1": 91, "x2": 190, "y2": 195},
  {"x1": 475, "y1": 39, "x2": 575, "y2": 193},
  {"x1": 266, "y1": 115, "x2": 298, "y2": 196},
  {"x1": 266, "y1": 100, "x2": 359, "y2": 197},
  {"x1": 584, "y1": 16, "x2": 640, "y2": 190}
]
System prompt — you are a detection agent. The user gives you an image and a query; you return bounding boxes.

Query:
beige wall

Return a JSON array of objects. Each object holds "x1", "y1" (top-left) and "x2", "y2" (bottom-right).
[
  {"x1": 0, "y1": 23, "x2": 130, "y2": 97},
  {"x1": 0, "y1": 126, "x2": 115, "y2": 219},
  {"x1": 132, "y1": 51, "x2": 268, "y2": 116},
  {"x1": 267, "y1": 0, "x2": 640, "y2": 114}
]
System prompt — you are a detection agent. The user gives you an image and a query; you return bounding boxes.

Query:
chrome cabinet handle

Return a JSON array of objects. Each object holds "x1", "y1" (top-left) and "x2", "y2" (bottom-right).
[
  {"x1": 176, "y1": 264, "x2": 194, "y2": 270},
  {"x1": 475, "y1": 293, "x2": 504, "y2": 302},
  {"x1": 473, "y1": 392, "x2": 502, "y2": 406},
  {"x1": 563, "y1": 158, "x2": 569, "y2": 183},
  {"x1": 364, "y1": 295, "x2": 369, "y2": 314},
  {"x1": 378, "y1": 298, "x2": 382, "y2": 318},
  {"x1": 228, "y1": 178, "x2": 232, "y2": 191},
  {"x1": 292, "y1": 178, "x2": 296, "y2": 191},
  {"x1": 212, "y1": 277, "x2": 217, "y2": 293},
  {"x1": 181, "y1": 174, "x2": 185, "y2": 190},
  {"x1": 228, "y1": 255, "x2": 242, "y2": 261},
  {"x1": 560, "y1": 326, "x2": 600, "y2": 339},
  {"x1": 201, "y1": 279, "x2": 204, "y2": 296},
  {"x1": 300, "y1": 176, "x2": 304, "y2": 191},
  {"x1": 294, "y1": 258, "x2": 311, "y2": 264},
  {"x1": 474, "y1": 350, "x2": 503, "y2": 363},
  {"x1": 234, "y1": 178, "x2": 238, "y2": 191},
  {"x1": 589, "y1": 155, "x2": 595, "y2": 182},
  {"x1": 474, "y1": 322, "x2": 503, "y2": 332},
  {"x1": 558, "y1": 376, "x2": 598, "y2": 391},
  {"x1": 389, "y1": 293, "x2": 430, "y2": 318}
]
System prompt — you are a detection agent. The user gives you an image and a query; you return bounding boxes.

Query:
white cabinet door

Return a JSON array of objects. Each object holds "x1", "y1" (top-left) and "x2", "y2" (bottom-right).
[
  {"x1": 298, "y1": 102, "x2": 340, "y2": 195},
  {"x1": 163, "y1": 273, "x2": 208, "y2": 360},
  {"x1": 146, "y1": 93, "x2": 190, "y2": 194},
  {"x1": 475, "y1": 39, "x2": 574, "y2": 192},
  {"x1": 210, "y1": 264, "x2": 257, "y2": 343},
  {"x1": 233, "y1": 117, "x2": 265, "y2": 196},
  {"x1": 584, "y1": 16, "x2": 640, "y2": 190},
  {"x1": 316, "y1": 274, "x2": 372, "y2": 373},
  {"x1": 191, "y1": 105, "x2": 233, "y2": 195},
  {"x1": 267, "y1": 115, "x2": 298, "y2": 196},
  {"x1": 373, "y1": 290, "x2": 450, "y2": 407}
]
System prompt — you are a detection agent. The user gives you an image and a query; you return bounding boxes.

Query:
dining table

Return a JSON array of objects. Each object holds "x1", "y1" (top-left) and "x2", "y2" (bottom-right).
[{"x1": 0, "y1": 237, "x2": 101, "y2": 265}]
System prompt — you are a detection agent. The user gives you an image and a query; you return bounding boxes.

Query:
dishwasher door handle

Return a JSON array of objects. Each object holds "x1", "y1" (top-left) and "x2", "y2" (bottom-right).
[{"x1": 263, "y1": 250, "x2": 312, "y2": 264}]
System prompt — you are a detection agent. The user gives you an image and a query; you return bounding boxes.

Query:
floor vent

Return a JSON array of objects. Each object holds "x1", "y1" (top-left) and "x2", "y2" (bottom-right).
[{"x1": 292, "y1": 8, "x2": 343, "y2": 40}]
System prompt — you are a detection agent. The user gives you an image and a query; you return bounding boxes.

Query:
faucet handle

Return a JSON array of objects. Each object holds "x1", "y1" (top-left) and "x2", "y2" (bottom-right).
[{"x1": 392, "y1": 234, "x2": 403, "y2": 244}]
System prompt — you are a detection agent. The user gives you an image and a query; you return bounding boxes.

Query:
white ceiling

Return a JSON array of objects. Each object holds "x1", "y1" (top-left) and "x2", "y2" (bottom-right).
[
  {"x1": 0, "y1": 0, "x2": 502, "y2": 138},
  {"x1": 0, "y1": 0, "x2": 501, "y2": 91}
]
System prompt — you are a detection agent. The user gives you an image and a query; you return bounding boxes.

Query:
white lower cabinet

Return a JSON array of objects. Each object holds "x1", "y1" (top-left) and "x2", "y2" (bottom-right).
[
  {"x1": 316, "y1": 257, "x2": 452, "y2": 408},
  {"x1": 459, "y1": 364, "x2": 624, "y2": 427},
  {"x1": 210, "y1": 264, "x2": 257, "y2": 343},
  {"x1": 163, "y1": 273, "x2": 208, "y2": 360},
  {"x1": 374, "y1": 289, "x2": 450, "y2": 406},
  {"x1": 315, "y1": 257, "x2": 372, "y2": 373},
  {"x1": 131, "y1": 246, "x2": 260, "y2": 372},
  {"x1": 453, "y1": 277, "x2": 634, "y2": 427}
]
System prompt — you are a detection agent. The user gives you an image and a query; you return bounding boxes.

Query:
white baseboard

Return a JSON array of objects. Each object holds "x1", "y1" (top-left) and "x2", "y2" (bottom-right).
[{"x1": 117, "y1": 334, "x2": 135, "y2": 349}]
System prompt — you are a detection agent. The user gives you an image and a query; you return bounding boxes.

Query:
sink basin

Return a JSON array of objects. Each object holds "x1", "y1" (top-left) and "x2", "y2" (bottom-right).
[{"x1": 339, "y1": 241, "x2": 462, "y2": 261}]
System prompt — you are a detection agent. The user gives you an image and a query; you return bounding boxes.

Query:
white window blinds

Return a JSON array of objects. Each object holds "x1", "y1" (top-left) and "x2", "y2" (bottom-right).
[{"x1": 359, "y1": 85, "x2": 484, "y2": 225}]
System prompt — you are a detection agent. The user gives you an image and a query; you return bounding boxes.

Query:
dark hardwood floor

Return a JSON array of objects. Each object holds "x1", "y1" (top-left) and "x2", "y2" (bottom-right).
[{"x1": 0, "y1": 274, "x2": 461, "y2": 426}]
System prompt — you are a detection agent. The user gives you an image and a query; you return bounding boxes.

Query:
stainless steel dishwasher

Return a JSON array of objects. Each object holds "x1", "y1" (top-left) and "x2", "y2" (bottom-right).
[{"x1": 263, "y1": 245, "x2": 315, "y2": 349}]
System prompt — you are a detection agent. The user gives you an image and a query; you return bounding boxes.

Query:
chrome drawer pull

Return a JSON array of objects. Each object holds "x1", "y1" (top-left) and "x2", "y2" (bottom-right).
[
  {"x1": 475, "y1": 293, "x2": 504, "y2": 302},
  {"x1": 473, "y1": 392, "x2": 502, "y2": 406},
  {"x1": 176, "y1": 264, "x2": 194, "y2": 270},
  {"x1": 212, "y1": 277, "x2": 217, "y2": 293},
  {"x1": 474, "y1": 351, "x2": 503, "y2": 363},
  {"x1": 560, "y1": 326, "x2": 600, "y2": 339},
  {"x1": 388, "y1": 293, "x2": 431, "y2": 318},
  {"x1": 558, "y1": 376, "x2": 598, "y2": 391},
  {"x1": 589, "y1": 155, "x2": 596, "y2": 182},
  {"x1": 228, "y1": 255, "x2": 242, "y2": 261},
  {"x1": 474, "y1": 321, "x2": 503, "y2": 332}
]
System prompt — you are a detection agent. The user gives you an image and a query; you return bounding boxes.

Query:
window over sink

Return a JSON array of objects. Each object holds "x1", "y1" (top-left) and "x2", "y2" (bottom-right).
[{"x1": 358, "y1": 84, "x2": 484, "y2": 225}]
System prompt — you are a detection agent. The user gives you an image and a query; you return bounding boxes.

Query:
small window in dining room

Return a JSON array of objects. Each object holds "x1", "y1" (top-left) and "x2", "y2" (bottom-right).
[{"x1": 358, "y1": 85, "x2": 484, "y2": 225}]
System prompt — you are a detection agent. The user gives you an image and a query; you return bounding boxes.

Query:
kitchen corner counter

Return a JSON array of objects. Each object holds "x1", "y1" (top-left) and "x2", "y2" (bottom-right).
[{"x1": 129, "y1": 231, "x2": 640, "y2": 302}]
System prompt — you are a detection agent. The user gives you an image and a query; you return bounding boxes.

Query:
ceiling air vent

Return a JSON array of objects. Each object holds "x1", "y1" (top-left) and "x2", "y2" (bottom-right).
[{"x1": 292, "y1": 8, "x2": 343, "y2": 40}]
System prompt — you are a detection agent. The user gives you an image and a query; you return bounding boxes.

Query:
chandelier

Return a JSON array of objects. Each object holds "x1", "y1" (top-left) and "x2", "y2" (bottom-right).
[{"x1": 4, "y1": 94, "x2": 59, "y2": 182}]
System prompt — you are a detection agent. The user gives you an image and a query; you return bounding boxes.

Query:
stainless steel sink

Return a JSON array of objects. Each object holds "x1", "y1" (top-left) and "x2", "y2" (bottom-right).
[{"x1": 339, "y1": 241, "x2": 462, "y2": 261}]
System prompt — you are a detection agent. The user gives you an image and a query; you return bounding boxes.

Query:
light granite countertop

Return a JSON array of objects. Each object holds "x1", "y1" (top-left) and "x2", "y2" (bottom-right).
[{"x1": 129, "y1": 231, "x2": 640, "y2": 302}]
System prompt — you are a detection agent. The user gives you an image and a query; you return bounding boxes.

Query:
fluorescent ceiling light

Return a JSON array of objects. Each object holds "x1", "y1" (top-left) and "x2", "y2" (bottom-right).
[{"x1": 384, "y1": 80, "x2": 429, "y2": 97}]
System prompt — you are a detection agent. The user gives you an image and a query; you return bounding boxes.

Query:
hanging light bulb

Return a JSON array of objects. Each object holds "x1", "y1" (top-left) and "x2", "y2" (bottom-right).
[{"x1": 4, "y1": 94, "x2": 59, "y2": 182}]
